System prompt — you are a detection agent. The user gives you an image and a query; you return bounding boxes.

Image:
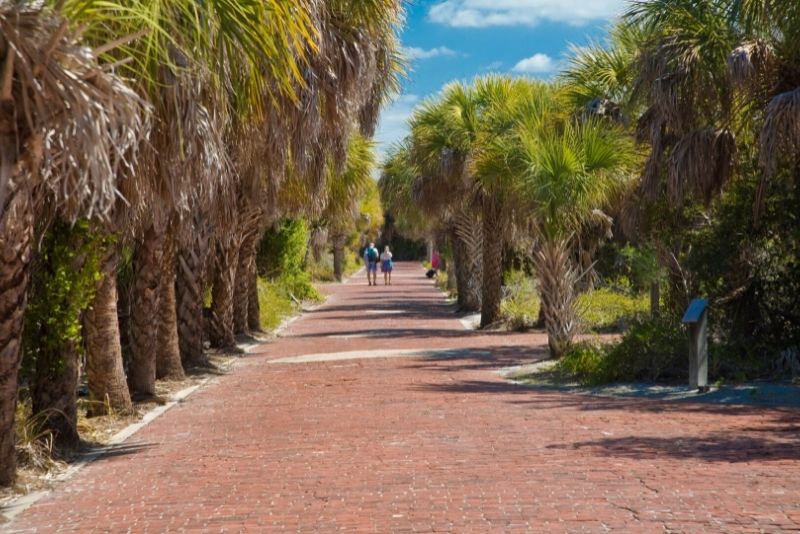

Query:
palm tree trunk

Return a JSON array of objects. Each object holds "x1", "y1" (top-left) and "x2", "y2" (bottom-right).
[
  {"x1": 453, "y1": 209, "x2": 482, "y2": 312},
  {"x1": 209, "y1": 237, "x2": 239, "y2": 349},
  {"x1": 332, "y1": 235, "x2": 345, "y2": 282},
  {"x1": 129, "y1": 225, "x2": 165, "y2": 398},
  {"x1": 533, "y1": 238, "x2": 579, "y2": 359},
  {"x1": 480, "y1": 201, "x2": 503, "y2": 327},
  {"x1": 650, "y1": 280, "x2": 660, "y2": 318},
  {"x1": 233, "y1": 228, "x2": 259, "y2": 336},
  {"x1": 155, "y1": 229, "x2": 185, "y2": 381},
  {"x1": 83, "y1": 250, "x2": 133, "y2": 416},
  {"x1": 450, "y1": 232, "x2": 468, "y2": 307},
  {"x1": 0, "y1": 176, "x2": 34, "y2": 485},
  {"x1": 247, "y1": 260, "x2": 261, "y2": 332},
  {"x1": 31, "y1": 338, "x2": 80, "y2": 448},
  {"x1": 176, "y1": 225, "x2": 210, "y2": 369}
]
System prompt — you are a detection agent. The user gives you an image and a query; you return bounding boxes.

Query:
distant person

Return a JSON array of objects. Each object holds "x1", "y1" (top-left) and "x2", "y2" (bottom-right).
[
  {"x1": 380, "y1": 246, "x2": 393, "y2": 285},
  {"x1": 427, "y1": 249, "x2": 440, "y2": 279},
  {"x1": 364, "y1": 242, "x2": 379, "y2": 286}
]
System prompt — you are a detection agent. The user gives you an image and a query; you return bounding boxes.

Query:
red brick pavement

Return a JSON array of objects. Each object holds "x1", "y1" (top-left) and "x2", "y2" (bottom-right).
[{"x1": 5, "y1": 262, "x2": 800, "y2": 533}]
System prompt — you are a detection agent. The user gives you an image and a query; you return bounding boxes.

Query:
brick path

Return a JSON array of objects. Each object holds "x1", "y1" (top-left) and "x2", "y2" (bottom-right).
[{"x1": 6, "y1": 263, "x2": 800, "y2": 532}]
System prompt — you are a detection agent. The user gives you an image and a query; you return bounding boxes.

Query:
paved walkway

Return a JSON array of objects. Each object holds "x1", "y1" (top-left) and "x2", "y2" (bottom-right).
[{"x1": 5, "y1": 263, "x2": 800, "y2": 532}]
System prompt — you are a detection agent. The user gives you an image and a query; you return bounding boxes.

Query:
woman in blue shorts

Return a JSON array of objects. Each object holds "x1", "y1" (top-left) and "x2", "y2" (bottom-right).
[{"x1": 380, "y1": 246, "x2": 393, "y2": 285}]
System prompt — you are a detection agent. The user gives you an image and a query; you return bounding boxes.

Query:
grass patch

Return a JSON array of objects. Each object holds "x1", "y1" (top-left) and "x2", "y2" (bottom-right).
[
  {"x1": 577, "y1": 288, "x2": 649, "y2": 331},
  {"x1": 257, "y1": 277, "x2": 300, "y2": 332},
  {"x1": 14, "y1": 399, "x2": 61, "y2": 473},
  {"x1": 501, "y1": 270, "x2": 540, "y2": 330}
]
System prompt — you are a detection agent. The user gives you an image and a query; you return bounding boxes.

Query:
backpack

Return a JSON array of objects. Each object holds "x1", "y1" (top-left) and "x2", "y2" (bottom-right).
[{"x1": 367, "y1": 247, "x2": 379, "y2": 261}]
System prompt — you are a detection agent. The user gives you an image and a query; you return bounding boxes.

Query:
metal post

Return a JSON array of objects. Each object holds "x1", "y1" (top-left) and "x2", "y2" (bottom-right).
[{"x1": 682, "y1": 298, "x2": 709, "y2": 393}]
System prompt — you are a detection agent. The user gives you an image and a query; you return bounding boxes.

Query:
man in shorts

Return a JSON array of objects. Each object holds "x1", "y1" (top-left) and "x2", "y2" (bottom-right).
[{"x1": 364, "y1": 242, "x2": 379, "y2": 286}]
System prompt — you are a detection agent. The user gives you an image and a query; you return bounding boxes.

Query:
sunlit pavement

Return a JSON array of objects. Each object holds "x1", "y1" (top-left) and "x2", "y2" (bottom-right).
[{"x1": 6, "y1": 262, "x2": 800, "y2": 532}]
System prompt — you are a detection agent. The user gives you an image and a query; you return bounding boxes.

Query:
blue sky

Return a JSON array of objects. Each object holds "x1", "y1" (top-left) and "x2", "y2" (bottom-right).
[{"x1": 374, "y1": 0, "x2": 627, "y2": 160}]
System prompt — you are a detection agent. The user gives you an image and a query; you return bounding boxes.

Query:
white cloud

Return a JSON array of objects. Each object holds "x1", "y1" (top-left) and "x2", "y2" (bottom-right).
[
  {"x1": 482, "y1": 61, "x2": 504, "y2": 71},
  {"x1": 428, "y1": 0, "x2": 624, "y2": 28},
  {"x1": 402, "y1": 46, "x2": 457, "y2": 61},
  {"x1": 512, "y1": 53, "x2": 555, "y2": 73}
]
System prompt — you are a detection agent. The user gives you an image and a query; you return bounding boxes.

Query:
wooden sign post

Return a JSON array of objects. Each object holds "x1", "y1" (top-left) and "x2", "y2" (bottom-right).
[{"x1": 682, "y1": 298, "x2": 709, "y2": 392}]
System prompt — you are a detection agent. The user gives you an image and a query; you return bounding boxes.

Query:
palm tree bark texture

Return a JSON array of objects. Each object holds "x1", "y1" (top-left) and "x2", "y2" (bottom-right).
[
  {"x1": 480, "y1": 200, "x2": 504, "y2": 327},
  {"x1": 155, "y1": 225, "x2": 185, "y2": 380},
  {"x1": 0, "y1": 173, "x2": 33, "y2": 485},
  {"x1": 209, "y1": 236, "x2": 239, "y2": 349},
  {"x1": 247, "y1": 259, "x2": 261, "y2": 333},
  {"x1": 452, "y1": 208, "x2": 482, "y2": 312},
  {"x1": 233, "y1": 212, "x2": 262, "y2": 336},
  {"x1": 534, "y1": 239, "x2": 579, "y2": 359},
  {"x1": 129, "y1": 225, "x2": 165, "y2": 398},
  {"x1": 83, "y1": 250, "x2": 133, "y2": 416},
  {"x1": 176, "y1": 221, "x2": 210, "y2": 368},
  {"x1": 31, "y1": 339, "x2": 80, "y2": 447},
  {"x1": 332, "y1": 234, "x2": 347, "y2": 282}
]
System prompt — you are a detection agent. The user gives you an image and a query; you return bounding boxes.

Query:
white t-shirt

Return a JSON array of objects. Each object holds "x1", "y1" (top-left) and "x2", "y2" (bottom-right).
[{"x1": 380, "y1": 251, "x2": 392, "y2": 261}]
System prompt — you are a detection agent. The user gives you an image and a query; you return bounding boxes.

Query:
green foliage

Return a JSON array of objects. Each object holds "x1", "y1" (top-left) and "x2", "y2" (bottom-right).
[
  {"x1": 257, "y1": 218, "x2": 309, "y2": 279},
  {"x1": 256, "y1": 277, "x2": 298, "y2": 332},
  {"x1": 558, "y1": 315, "x2": 687, "y2": 385},
  {"x1": 256, "y1": 219, "x2": 323, "y2": 302},
  {"x1": 23, "y1": 220, "x2": 109, "y2": 377},
  {"x1": 577, "y1": 288, "x2": 649, "y2": 331},
  {"x1": 501, "y1": 270, "x2": 541, "y2": 330},
  {"x1": 556, "y1": 342, "x2": 607, "y2": 385},
  {"x1": 684, "y1": 174, "x2": 800, "y2": 361},
  {"x1": 595, "y1": 243, "x2": 663, "y2": 294},
  {"x1": 277, "y1": 271, "x2": 322, "y2": 302}
]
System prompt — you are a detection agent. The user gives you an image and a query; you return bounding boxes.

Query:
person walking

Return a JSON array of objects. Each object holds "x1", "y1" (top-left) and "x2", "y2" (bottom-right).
[
  {"x1": 380, "y1": 246, "x2": 394, "y2": 285},
  {"x1": 364, "y1": 242, "x2": 379, "y2": 286}
]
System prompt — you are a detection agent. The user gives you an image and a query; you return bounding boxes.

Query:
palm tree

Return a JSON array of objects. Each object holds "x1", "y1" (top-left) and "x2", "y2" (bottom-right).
[
  {"x1": 408, "y1": 89, "x2": 484, "y2": 313},
  {"x1": 210, "y1": 0, "x2": 405, "y2": 345},
  {"x1": 326, "y1": 135, "x2": 377, "y2": 282},
  {"x1": 725, "y1": 0, "x2": 800, "y2": 216},
  {"x1": 500, "y1": 117, "x2": 635, "y2": 357},
  {"x1": 65, "y1": 0, "x2": 317, "y2": 394},
  {"x1": 0, "y1": 1, "x2": 145, "y2": 483}
]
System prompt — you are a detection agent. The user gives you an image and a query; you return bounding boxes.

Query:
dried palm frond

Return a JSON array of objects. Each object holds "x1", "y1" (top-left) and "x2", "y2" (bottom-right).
[
  {"x1": 0, "y1": 1, "x2": 147, "y2": 221},
  {"x1": 760, "y1": 87, "x2": 800, "y2": 176},
  {"x1": 668, "y1": 127, "x2": 735, "y2": 206},
  {"x1": 728, "y1": 40, "x2": 775, "y2": 88}
]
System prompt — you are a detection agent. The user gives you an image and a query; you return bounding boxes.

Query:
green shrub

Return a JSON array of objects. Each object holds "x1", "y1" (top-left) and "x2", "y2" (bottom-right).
[
  {"x1": 256, "y1": 278, "x2": 296, "y2": 332},
  {"x1": 256, "y1": 219, "x2": 323, "y2": 301},
  {"x1": 257, "y1": 219, "x2": 309, "y2": 278},
  {"x1": 23, "y1": 220, "x2": 108, "y2": 379},
  {"x1": 558, "y1": 315, "x2": 687, "y2": 385},
  {"x1": 577, "y1": 288, "x2": 649, "y2": 331},
  {"x1": 557, "y1": 342, "x2": 607, "y2": 385},
  {"x1": 501, "y1": 270, "x2": 541, "y2": 330},
  {"x1": 278, "y1": 271, "x2": 322, "y2": 302}
]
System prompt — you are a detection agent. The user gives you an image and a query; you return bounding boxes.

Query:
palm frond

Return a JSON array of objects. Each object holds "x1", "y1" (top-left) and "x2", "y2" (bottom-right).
[{"x1": 0, "y1": 1, "x2": 147, "y2": 221}]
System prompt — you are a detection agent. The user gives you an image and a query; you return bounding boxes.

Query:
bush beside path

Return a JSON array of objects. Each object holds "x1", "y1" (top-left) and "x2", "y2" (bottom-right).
[{"x1": 4, "y1": 263, "x2": 800, "y2": 532}]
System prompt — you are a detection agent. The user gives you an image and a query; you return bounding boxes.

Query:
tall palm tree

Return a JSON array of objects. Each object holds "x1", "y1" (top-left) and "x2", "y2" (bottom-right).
[
  {"x1": 65, "y1": 0, "x2": 317, "y2": 395},
  {"x1": 211, "y1": 0, "x2": 405, "y2": 345},
  {"x1": 0, "y1": 1, "x2": 145, "y2": 483},
  {"x1": 492, "y1": 116, "x2": 635, "y2": 357},
  {"x1": 408, "y1": 90, "x2": 484, "y2": 313},
  {"x1": 325, "y1": 134, "x2": 377, "y2": 282}
]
